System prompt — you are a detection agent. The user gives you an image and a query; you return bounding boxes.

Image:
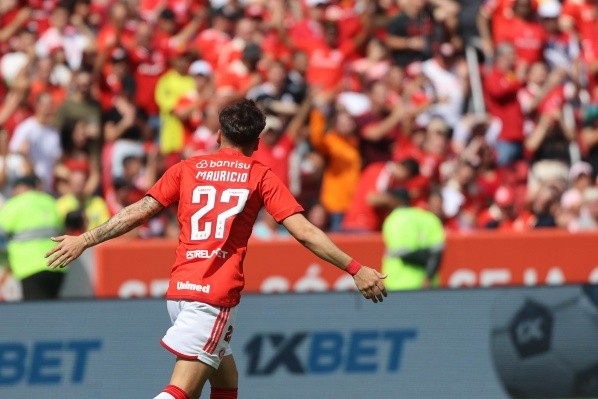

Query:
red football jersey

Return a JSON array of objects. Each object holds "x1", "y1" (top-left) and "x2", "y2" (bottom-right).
[{"x1": 147, "y1": 148, "x2": 303, "y2": 307}]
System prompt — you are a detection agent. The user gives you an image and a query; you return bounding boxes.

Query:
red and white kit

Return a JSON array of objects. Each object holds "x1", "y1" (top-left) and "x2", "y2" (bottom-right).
[{"x1": 148, "y1": 148, "x2": 303, "y2": 363}]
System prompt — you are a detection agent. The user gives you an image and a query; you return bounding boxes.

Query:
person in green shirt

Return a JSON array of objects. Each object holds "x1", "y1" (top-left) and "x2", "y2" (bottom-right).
[
  {"x1": 0, "y1": 175, "x2": 65, "y2": 300},
  {"x1": 382, "y1": 188, "x2": 445, "y2": 290}
]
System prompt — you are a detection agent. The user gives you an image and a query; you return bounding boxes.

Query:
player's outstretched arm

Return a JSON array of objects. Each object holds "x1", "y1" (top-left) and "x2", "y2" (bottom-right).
[
  {"x1": 282, "y1": 213, "x2": 387, "y2": 303},
  {"x1": 45, "y1": 195, "x2": 164, "y2": 269}
]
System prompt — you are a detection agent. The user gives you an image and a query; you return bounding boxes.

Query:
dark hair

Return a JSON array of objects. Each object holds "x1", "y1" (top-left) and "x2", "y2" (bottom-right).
[
  {"x1": 219, "y1": 99, "x2": 266, "y2": 146},
  {"x1": 400, "y1": 158, "x2": 420, "y2": 178}
]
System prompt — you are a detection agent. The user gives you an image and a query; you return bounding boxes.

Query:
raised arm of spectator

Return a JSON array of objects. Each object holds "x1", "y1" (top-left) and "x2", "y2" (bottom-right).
[
  {"x1": 476, "y1": 5, "x2": 494, "y2": 58},
  {"x1": 0, "y1": 6, "x2": 31, "y2": 43},
  {"x1": 362, "y1": 103, "x2": 405, "y2": 141},
  {"x1": 83, "y1": 140, "x2": 101, "y2": 197},
  {"x1": 484, "y1": 73, "x2": 523, "y2": 100},
  {"x1": 524, "y1": 112, "x2": 554, "y2": 154},
  {"x1": 104, "y1": 101, "x2": 136, "y2": 142},
  {"x1": 169, "y1": 12, "x2": 204, "y2": 51},
  {"x1": 286, "y1": 96, "x2": 312, "y2": 141},
  {"x1": 309, "y1": 107, "x2": 329, "y2": 154}
]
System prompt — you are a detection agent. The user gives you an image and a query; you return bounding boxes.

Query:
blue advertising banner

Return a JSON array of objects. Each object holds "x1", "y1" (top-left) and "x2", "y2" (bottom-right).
[{"x1": 1, "y1": 286, "x2": 596, "y2": 398}]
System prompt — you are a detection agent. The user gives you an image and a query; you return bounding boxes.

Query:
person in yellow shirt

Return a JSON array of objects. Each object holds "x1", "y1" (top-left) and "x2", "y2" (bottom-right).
[
  {"x1": 56, "y1": 169, "x2": 110, "y2": 233},
  {"x1": 155, "y1": 50, "x2": 195, "y2": 157},
  {"x1": 309, "y1": 106, "x2": 361, "y2": 231}
]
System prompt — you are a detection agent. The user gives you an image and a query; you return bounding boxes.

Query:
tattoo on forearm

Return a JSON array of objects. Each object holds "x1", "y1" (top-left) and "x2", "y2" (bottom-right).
[{"x1": 84, "y1": 196, "x2": 163, "y2": 246}]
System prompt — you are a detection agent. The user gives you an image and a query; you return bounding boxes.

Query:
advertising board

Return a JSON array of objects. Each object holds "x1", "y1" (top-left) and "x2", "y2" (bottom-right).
[{"x1": 2, "y1": 286, "x2": 598, "y2": 398}]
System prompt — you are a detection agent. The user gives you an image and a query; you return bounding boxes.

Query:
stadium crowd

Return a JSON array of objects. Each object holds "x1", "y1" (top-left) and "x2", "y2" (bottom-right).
[{"x1": 1, "y1": 0, "x2": 598, "y2": 237}]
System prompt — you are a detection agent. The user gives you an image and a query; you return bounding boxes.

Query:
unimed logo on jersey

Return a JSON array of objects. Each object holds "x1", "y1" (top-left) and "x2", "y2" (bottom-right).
[
  {"x1": 176, "y1": 281, "x2": 211, "y2": 293},
  {"x1": 0, "y1": 339, "x2": 102, "y2": 385},
  {"x1": 243, "y1": 329, "x2": 417, "y2": 375}
]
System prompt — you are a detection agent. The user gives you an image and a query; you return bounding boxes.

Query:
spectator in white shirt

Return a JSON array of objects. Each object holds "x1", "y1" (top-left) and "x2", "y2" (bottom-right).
[{"x1": 8, "y1": 93, "x2": 62, "y2": 193}]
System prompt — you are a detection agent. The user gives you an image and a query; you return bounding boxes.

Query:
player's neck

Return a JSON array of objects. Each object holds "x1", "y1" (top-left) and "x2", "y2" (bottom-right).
[{"x1": 220, "y1": 143, "x2": 255, "y2": 157}]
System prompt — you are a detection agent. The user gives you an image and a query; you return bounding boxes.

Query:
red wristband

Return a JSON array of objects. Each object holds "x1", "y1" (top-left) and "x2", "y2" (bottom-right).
[{"x1": 345, "y1": 259, "x2": 362, "y2": 276}]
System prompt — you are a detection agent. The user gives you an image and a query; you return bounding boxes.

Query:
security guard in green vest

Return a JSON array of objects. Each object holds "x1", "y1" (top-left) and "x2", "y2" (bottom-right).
[
  {"x1": 382, "y1": 188, "x2": 445, "y2": 290},
  {"x1": 0, "y1": 175, "x2": 65, "y2": 300}
]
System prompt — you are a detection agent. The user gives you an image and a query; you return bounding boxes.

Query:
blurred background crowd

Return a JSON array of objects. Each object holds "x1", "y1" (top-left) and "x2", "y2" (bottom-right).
[{"x1": 2, "y1": 0, "x2": 598, "y2": 238}]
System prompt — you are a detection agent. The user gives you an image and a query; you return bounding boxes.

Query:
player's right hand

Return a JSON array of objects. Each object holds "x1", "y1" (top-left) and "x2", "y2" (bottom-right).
[{"x1": 353, "y1": 266, "x2": 387, "y2": 304}]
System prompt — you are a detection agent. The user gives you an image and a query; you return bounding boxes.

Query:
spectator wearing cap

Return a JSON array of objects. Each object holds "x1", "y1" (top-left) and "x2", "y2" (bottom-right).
[
  {"x1": 385, "y1": 0, "x2": 457, "y2": 67},
  {"x1": 420, "y1": 42, "x2": 468, "y2": 128},
  {"x1": 382, "y1": 187, "x2": 445, "y2": 290},
  {"x1": 483, "y1": 42, "x2": 526, "y2": 166},
  {"x1": 154, "y1": 43, "x2": 195, "y2": 156},
  {"x1": 477, "y1": 185, "x2": 519, "y2": 230},
  {"x1": 173, "y1": 60, "x2": 214, "y2": 151},
  {"x1": 253, "y1": 97, "x2": 312, "y2": 188},
  {"x1": 9, "y1": 93, "x2": 62, "y2": 193},
  {"x1": 569, "y1": 161, "x2": 594, "y2": 195},
  {"x1": 309, "y1": 100, "x2": 361, "y2": 231},
  {"x1": 539, "y1": 1, "x2": 576, "y2": 72},
  {"x1": 557, "y1": 187, "x2": 584, "y2": 231},
  {"x1": 0, "y1": 174, "x2": 65, "y2": 300},
  {"x1": 35, "y1": 4, "x2": 94, "y2": 71},
  {"x1": 342, "y1": 157, "x2": 421, "y2": 232}
]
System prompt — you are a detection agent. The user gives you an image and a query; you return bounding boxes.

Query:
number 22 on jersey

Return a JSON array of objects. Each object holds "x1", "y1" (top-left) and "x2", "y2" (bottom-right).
[{"x1": 190, "y1": 185, "x2": 250, "y2": 241}]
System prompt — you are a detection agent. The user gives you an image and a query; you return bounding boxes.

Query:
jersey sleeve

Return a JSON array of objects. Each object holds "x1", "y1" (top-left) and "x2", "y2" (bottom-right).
[
  {"x1": 259, "y1": 168, "x2": 304, "y2": 222},
  {"x1": 147, "y1": 162, "x2": 182, "y2": 207}
]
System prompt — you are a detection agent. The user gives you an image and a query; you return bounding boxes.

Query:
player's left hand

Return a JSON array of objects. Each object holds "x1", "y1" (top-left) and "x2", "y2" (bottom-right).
[
  {"x1": 353, "y1": 266, "x2": 387, "y2": 304},
  {"x1": 44, "y1": 235, "x2": 86, "y2": 269}
]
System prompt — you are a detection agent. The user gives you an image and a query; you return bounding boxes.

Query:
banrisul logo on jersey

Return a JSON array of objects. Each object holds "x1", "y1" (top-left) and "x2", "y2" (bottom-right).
[{"x1": 243, "y1": 329, "x2": 417, "y2": 376}]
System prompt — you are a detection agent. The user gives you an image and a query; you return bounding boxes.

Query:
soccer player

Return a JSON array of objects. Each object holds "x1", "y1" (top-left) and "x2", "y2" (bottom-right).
[{"x1": 45, "y1": 99, "x2": 387, "y2": 399}]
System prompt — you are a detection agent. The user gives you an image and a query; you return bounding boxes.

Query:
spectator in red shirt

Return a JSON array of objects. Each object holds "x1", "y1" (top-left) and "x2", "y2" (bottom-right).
[
  {"x1": 483, "y1": 42, "x2": 527, "y2": 166},
  {"x1": 342, "y1": 157, "x2": 421, "y2": 232},
  {"x1": 355, "y1": 81, "x2": 405, "y2": 167},
  {"x1": 502, "y1": 0, "x2": 548, "y2": 66},
  {"x1": 252, "y1": 98, "x2": 312, "y2": 188},
  {"x1": 477, "y1": 0, "x2": 539, "y2": 58},
  {"x1": 129, "y1": 20, "x2": 166, "y2": 120},
  {"x1": 194, "y1": 7, "x2": 235, "y2": 69},
  {"x1": 215, "y1": 42, "x2": 263, "y2": 100}
]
